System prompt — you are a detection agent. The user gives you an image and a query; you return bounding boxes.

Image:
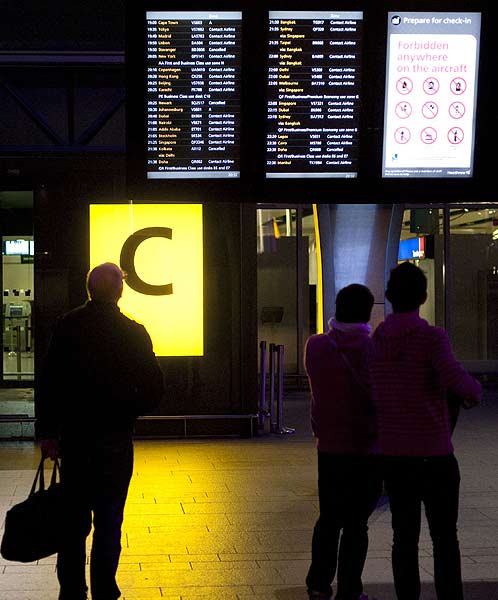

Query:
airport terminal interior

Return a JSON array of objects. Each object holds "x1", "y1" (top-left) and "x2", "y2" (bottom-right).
[
  {"x1": 2, "y1": 201, "x2": 498, "y2": 433},
  {"x1": 1, "y1": 0, "x2": 498, "y2": 598},
  {"x1": 0, "y1": 0, "x2": 496, "y2": 429}
]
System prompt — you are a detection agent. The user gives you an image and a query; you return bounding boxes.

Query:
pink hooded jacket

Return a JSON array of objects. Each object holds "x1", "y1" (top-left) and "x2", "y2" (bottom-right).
[
  {"x1": 370, "y1": 311, "x2": 482, "y2": 456},
  {"x1": 305, "y1": 321, "x2": 378, "y2": 454}
]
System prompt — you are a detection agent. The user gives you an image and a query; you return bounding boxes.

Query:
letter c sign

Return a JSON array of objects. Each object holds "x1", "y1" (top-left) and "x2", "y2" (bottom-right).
[
  {"x1": 90, "y1": 203, "x2": 203, "y2": 356},
  {"x1": 120, "y1": 227, "x2": 173, "y2": 295}
]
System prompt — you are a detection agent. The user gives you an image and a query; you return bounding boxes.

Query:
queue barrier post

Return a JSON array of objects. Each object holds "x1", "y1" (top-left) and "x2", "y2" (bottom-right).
[
  {"x1": 259, "y1": 342, "x2": 295, "y2": 435},
  {"x1": 258, "y1": 340, "x2": 268, "y2": 431},
  {"x1": 270, "y1": 344, "x2": 295, "y2": 435}
]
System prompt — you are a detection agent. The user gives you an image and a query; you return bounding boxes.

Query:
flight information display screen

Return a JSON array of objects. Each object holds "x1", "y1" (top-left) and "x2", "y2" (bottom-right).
[
  {"x1": 146, "y1": 11, "x2": 242, "y2": 179},
  {"x1": 265, "y1": 10, "x2": 363, "y2": 179},
  {"x1": 383, "y1": 12, "x2": 481, "y2": 178}
]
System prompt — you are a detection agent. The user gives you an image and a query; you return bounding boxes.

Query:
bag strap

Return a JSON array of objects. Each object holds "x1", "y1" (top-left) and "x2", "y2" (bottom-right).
[
  {"x1": 326, "y1": 334, "x2": 369, "y2": 395},
  {"x1": 30, "y1": 457, "x2": 61, "y2": 495},
  {"x1": 326, "y1": 335, "x2": 376, "y2": 417},
  {"x1": 49, "y1": 458, "x2": 61, "y2": 487},
  {"x1": 30, "y1": 457, "x2": 46, "y2": 495},
  {"x1": 445, "y1": 389, "x2": 462, "y2": 434}
]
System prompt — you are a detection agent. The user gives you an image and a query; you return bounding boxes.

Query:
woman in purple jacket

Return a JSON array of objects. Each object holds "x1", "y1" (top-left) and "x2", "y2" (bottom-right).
[
  {"x1": 305, "y1": 284, "x2": 382, "y2": 600},
  {"x1": 370, "y1": 262, "x2": 481, "y2": 600}
]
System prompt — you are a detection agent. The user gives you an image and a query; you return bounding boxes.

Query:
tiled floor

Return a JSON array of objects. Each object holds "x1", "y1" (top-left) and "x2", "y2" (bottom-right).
[{"x1": 1, "y1": 387, "x2": 498, "y2": 600}]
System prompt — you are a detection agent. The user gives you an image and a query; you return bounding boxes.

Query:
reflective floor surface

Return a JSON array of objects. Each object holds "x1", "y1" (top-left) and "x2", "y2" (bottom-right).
[{"x1": 1, "y1": 387, "x2": 498, "y2": 600}]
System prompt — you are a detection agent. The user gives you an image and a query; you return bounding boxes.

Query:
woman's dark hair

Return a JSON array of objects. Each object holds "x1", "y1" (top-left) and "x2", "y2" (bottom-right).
[
  {"x1": 385, "y1": 261, "x2": 427, "y2": 313},
  {"x1": 335, "y1": 283, "x2": 374, "y2": 324}
]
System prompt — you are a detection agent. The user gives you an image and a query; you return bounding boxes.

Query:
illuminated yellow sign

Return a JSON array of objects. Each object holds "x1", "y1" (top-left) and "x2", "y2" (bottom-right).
[
  {"x1": 89, "y1": 203, "x2": 203, "y2": 356},
  {"x1": 312, "y1": 204, "x2": 324, "y2": 333}
]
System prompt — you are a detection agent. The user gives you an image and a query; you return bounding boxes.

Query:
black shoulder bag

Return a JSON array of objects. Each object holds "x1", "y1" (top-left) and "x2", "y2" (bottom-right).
[{"x1": 1, "y1": 456, "x2": 64, "y2": 562}]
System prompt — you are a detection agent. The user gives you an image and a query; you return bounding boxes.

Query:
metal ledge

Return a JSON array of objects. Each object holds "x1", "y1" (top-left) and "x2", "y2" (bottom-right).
[{"x1": 137, "y1": 414, "x2": 258, "y2": 438}]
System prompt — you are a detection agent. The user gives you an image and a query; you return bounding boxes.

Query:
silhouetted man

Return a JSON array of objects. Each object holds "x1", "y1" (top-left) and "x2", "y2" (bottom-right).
[
  {"x1": 36, "y1": 262, "x2": 165, "y2": 600},
  {"x1": 370, "y1": 261, "x2": 481, "y2": 600}
]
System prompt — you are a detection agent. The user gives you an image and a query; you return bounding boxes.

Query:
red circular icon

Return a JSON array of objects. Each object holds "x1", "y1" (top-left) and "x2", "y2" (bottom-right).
[
  {"x1": 422, "y1": 101, "x2": 438, "y2": 119},
  {"x1": 421, "y1": 127, "x2": 437, "y2": 144},
  {"x1": 450, "y1": 78, "x2": 466, "y2": 95},
  {"x1": 448, "y1": 127, "x2": 464, "y2": 144},
  {"x1": 449, "y1": 102, "x2": 465, "y2": 119},
  {"x1": 396, "y1": 78, "x2": 413, "y2": 94},
  {"x1": 395, "y1": 101, "x2": 412, "y2": 118},
  {"x1": 394, "y1": 127, "x2": 411, "y2": 144},
  {"x1": 423, "y1": 78, "x2": 439, "y2": 95}
]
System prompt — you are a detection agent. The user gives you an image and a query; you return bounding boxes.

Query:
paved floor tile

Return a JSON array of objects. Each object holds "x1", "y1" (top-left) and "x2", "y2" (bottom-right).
[{"x1": 1, "y1": 387, "x2": 498, "y2": 599}]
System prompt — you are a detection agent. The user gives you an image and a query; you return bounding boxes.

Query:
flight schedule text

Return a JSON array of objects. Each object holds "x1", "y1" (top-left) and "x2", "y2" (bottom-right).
[
  {"x1": 146, "y1": 11, "x2": 242, "y2": 179},
  {"x1": 266, "y1": 11, "x2": 363, "y2": 178}
]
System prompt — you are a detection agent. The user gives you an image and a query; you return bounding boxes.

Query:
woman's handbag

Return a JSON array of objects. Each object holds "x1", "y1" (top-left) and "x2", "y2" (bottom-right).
[
  {"x1": 447, "y1": 389, "x2": 464, "y2": 433},
  {"x1": 1, "y1": 456, "x2": 64, "y2": 562}
]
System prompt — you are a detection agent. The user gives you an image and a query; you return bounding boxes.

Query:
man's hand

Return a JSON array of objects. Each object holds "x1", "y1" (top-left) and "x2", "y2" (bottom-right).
[
  {"x1": 39, "y1": 438, "x2": 60, "y2": 460},
  {"x1": 462, "y1": 395, "x2": 481, "y2": 409}
]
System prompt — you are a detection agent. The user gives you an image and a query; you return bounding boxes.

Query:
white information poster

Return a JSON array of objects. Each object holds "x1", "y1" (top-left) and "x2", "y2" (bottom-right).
[{"x1": 382, "y1": 12, "x2": 481, "y2": 178}]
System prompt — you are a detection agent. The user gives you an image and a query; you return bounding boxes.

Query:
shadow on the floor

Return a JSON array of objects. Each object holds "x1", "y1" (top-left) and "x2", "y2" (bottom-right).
[{"x1": 273, "y1": 580, "x2": 498, "y2": 599}]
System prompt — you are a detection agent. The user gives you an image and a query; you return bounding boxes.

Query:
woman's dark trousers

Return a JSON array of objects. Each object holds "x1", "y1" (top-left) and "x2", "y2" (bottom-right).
[
  {"x1": 306, "y1": 452, "x2": 382, "y2": 599},
  {"x1": 383, "y1": 454, "x2": 463, "y2": 600}
]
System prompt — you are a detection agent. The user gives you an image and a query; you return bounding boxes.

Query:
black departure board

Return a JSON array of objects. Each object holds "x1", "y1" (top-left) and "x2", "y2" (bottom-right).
[
  {"x1": 265, "y1": 11, "x2": 363, "y2": 178},
  {"x1": 146, "y1": 11, "x2": 242, "y2": 179}
]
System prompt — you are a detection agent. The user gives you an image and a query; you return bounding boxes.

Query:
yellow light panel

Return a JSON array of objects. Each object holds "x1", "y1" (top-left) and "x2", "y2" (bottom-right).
[
  {"x1": 312, "y1": 203, "x2": 324, "y2": 334},
  {"x1": 90, "y1": 203, "x2": 203, "y2": 356}
]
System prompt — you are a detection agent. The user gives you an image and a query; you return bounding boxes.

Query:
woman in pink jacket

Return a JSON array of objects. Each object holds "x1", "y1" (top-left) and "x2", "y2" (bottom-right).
[{"x1": 305, "y1": 283, "x2": 382, "y2": 600}]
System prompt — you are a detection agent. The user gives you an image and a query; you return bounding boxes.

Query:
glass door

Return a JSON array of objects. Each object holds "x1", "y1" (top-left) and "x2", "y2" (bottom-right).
[
  {"x1": 399, "y1": 207, "x2": 445, "y2": 328},
  {"x1": 447, "y1": 205, "x2": 498, "y2": 370},
  {"x1": 256, "y1": 205, "x2": 315, "y2": 377},
  {"x1": 401, "y1": 203, "x2": 498, "y2": 373},
  {"x1": 2, "y1": 235, "x2": 34, "y2": 382}
]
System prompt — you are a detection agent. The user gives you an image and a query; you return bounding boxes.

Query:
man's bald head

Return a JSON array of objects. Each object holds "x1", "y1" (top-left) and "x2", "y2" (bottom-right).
[{"x1": 86, "y1": 262, "x2": 124, "y2": 303}]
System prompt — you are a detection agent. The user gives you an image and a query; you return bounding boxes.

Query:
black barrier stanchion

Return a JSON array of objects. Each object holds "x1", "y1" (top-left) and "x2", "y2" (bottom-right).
[
  {"x1": 270, "y1": 344, "x2": 295, "y2": 435},
  {"x1": 259, "y1": 342, "x2": 295, "y2": 435},
  {"x1": 15, "y1": 325, "x2": 22, "y2": 381},
  {"x1": 268, "y1": 343, "x2": 277, "y2": 432},
  {"x1": 258, "y1": 341, "x2": 268, "y2": 431}
]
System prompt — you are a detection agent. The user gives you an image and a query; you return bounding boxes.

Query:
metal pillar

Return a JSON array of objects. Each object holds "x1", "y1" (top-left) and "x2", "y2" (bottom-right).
[
  {"x1": 271, "y1": 344, "x2": 295, "y2": 435},
  {"x1": 258, "y1": 340, "x2": 268, "y2": 431}
]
